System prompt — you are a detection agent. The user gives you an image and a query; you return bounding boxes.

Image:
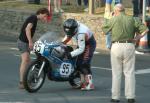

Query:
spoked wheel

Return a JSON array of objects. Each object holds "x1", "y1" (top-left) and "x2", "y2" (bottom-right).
[
  {"x1": 23, "y1": 60, "x2": 46, "y2": 93},
  {"x1": 69, "y1": 71, "x2": 81, "y2": 89}
]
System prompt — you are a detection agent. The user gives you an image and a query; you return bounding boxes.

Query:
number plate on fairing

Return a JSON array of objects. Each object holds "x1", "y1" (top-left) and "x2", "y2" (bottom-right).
[
  {"x1": 33, "y1": 41, "x2": 45, "y2": 54},
  {"x1": 59, "y1": 62, "x2": 73, "y2": 77}
]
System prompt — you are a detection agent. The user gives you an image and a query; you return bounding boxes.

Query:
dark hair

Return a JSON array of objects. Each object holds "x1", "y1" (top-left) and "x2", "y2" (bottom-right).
[{"x1": 36, "y1": 8, "x2": 50, "y2": 16}]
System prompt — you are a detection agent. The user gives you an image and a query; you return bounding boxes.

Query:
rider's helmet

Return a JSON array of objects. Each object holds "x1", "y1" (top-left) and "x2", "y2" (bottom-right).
[{"x1": 63, "y1": 19, "x2": 78, "y2": 37}]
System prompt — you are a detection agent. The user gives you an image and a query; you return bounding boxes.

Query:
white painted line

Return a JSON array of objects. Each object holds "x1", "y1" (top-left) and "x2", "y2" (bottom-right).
[
  {"x1": 11, "y1": 48, "x2": 34, "y2": 55},
  {"x1": 92, "y1": 66, "x2": 150, "y2": 75},
  {"x1": 14, "y1": 54, "x2": 36, "y2": 59},
  {"x1": 135, "y1": 51, "x2": 144, "y2": 55},
  {"x1": 135, "y1": 69, "x2": 150, "y2": 74},
  {"x1": 92, "y1": 66, "x2": 111, "y2": 71},
  {"x1": 10, "y1": 48, "x2": 18, "y2": 50},
  {"x1": 14, "y1": 54, "x2": 20, "y2": 57},
  {"x1": 94, "y1": 51, "x2": 100, "y2": 54},
  {"x1": 30, "y1": 51, "x2": 35, "y2": 54},
  {"x1": 0, "y1": 101, "x2": 27, "y2": 103}
]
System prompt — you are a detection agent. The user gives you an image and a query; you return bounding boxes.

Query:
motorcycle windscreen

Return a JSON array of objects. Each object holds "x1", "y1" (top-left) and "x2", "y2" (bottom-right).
[{"x1": 38, "y1": 31, "x2": 62, "y2": 44}]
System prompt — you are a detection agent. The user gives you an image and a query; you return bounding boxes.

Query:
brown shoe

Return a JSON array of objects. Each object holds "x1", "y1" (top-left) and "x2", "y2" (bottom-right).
[
  {"x1": 111, "y1": 99, "x2": 120, "y2": 103},
  {"x1": 19, "y1": 81, "x2": 24, "y2": 89},
  {"x1": 127, "y1": 99, "x2": 135, "y2": 103}
]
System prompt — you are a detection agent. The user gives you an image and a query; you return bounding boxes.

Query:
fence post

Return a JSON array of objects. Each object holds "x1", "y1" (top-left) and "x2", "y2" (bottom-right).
[
  {"x1": 142, "y1": 0, "x2": 146, "y2": 23},
  {"x1": 89, "y1": 0, "x2": 94, "y2": 14}
]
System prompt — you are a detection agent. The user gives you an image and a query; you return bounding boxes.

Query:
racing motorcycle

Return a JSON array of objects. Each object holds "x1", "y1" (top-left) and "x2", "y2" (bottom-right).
[{"x1": 23, "y1": 32, "x2": 80, "y2": 93}]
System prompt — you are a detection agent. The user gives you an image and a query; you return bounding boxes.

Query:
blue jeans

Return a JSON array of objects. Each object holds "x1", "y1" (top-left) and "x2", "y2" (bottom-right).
[
  {"x1": 106, "y1": 32, "x2": 112, "y2": 49},
  {"x1": 77, "y1": 0, "x2": 82, "y2": 5},
  {"x1": 84, "y1": 0, "x2": 88, "y2": 6},
  {"x1": 132, "y1": 0, "x2": 139, "y2": 16},
  {"x1": 104, "y1": 19, "x2": 112, "y2": 49},
  {"x1": 106, "y1": 0, "x2": 112, "y2": 4},
  {"x1": 77, "y1": 0, "x2": 88, "y2": 6},
  {"x1": 105, "y1": 0, "x2": 121, "y2": 4},
  {"x1": 114, "y1": 0, "x2": 121, "y2": 4}
]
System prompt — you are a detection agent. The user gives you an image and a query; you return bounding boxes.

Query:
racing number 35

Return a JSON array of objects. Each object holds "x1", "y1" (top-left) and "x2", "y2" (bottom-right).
[{"x1": 60, "y1": 63, "x2": 72, "y2": 76}]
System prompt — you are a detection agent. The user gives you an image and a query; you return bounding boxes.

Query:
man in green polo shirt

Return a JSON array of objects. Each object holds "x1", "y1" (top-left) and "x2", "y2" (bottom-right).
[{"x1": 102, "y1": 4, "x2": 148, "y2": 103}]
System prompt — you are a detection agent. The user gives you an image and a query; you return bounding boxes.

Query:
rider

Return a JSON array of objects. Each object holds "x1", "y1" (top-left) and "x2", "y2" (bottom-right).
[{"x1": 62, "y1": 18, "x2": 96, "y2": 90}]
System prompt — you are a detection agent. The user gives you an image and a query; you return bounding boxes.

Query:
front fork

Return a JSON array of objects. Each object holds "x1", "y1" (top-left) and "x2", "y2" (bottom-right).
[
  {"x1": 38, "y1": 61, "x2": 46, "y2": 77},
  {"x1": 34, "y1": 52, "x2": 46, "y2": 77}
]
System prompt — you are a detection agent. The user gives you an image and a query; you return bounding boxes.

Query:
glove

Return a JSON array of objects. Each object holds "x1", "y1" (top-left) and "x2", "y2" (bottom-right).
[
  {"x1": 66, "y1": 46, "x2": 73, "y2": 52},
  {"x1": 66, "y1": 52, "x2": 72, "y2": 59}
]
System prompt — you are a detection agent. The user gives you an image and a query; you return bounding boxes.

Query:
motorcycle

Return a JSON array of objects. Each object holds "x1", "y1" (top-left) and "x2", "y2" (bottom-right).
[{"x1": 23, "y1": 32, "x2": 81, "y2": 93}]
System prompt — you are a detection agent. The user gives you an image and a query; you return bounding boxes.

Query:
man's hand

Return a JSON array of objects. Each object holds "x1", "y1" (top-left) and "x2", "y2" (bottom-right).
[
  {"x1": 101, "y1": 31, "x2": 105, "y2": 35},
  {"x1": 29, "y1": 41, "x2": 33, "y2": 50}
]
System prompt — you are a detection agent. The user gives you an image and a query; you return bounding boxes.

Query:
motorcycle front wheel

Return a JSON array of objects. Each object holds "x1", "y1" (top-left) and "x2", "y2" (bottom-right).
[{"x1": 23, "y1": 60, "x2": 46, "y2": 93}]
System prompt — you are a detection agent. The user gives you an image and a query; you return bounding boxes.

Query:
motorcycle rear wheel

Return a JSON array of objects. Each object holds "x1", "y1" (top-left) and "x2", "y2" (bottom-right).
[{"x1": 23, "y1": 60, "x2": 46, "y2": 93}]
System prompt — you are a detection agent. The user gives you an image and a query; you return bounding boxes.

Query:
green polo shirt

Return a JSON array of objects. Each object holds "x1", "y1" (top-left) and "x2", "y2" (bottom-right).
[{"x1": 102, "y1": 12, "x2": 148, "y2": 42}]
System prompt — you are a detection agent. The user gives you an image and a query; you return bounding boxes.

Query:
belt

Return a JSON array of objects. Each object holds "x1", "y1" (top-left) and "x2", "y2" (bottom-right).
[{"x1": 112, "y1": 40, "x2": 133, "y2": 43}]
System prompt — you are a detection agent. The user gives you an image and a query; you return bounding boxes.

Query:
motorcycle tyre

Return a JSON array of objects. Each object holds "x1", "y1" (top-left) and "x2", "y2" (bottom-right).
[{"x1": 23, "y1": 60, "x2": 46, "y2": 93}]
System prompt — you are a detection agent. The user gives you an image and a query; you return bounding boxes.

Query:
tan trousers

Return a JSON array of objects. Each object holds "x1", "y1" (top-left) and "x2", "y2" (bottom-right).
[{"x1": 111, "y1": 43, "x2": 136, "y2": 99}]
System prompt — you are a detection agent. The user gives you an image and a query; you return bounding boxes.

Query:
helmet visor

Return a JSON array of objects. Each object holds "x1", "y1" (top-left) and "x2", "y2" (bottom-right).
[{"x1": 64, "y1": 27, "x2": 77, "y2": 37}]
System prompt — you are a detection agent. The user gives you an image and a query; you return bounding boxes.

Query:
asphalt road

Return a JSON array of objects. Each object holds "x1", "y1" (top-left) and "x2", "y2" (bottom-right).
[{"x1": 0, "y1": 41, "x2": 150, "y2": 103}]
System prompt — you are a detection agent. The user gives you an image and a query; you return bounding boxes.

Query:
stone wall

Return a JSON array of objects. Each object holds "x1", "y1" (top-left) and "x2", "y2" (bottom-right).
[
  {"x1": 0, "y1": 9, "x2": 106, "y2": 50},
  {"x1": 0, "y1": 9, "x2": 64, "y2": 41}
]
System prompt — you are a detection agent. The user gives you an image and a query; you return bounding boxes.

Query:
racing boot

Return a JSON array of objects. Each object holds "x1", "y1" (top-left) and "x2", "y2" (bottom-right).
[
  {"x1": 80, "y1": 74, "x2": 86, "y2": 89},
  {"x1": 81, "y1": 75, "x2": 94, "y2": 91}
]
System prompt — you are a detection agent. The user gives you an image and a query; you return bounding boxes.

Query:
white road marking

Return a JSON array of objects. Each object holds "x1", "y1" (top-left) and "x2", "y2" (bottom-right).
[
  {"x1": 14, "y1": 54, "x2": 20, "y2": 57},
  {"x1": 135, "y1": 69, "x2": 150, "y2": 74},
  {"x1": 14, "y1": 54, "x2": 36, "y2": 59},
  {"x1": 92, "y1": 66, "x2": 150, "y2": 75},
  {"x1": 0, "y1": 101, "x2": 27, "y2": 103},
  {"x1": 135, "y1": 51, "x2": 144, "y2": 55},
  {"x1": 92, "y1": 66, "x2": 111, "y2": 71},
  {"x1": 10, "y1": 48, "x2": 18, "y2": 50},
  {"x1": 94, "y1": 51, "x2": 100, "y2": 54},
  {"x1": 30, "y1": 51, "x2": 35, "y2": 54}
]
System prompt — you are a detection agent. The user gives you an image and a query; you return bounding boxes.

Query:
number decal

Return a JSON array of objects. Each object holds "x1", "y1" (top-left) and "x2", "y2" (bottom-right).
[
  {"x1": 36, "y1": 43, "x2": 42, "y2": 52},
  {"x1": 60, "y1": 63, "x2": 72, "y2": 76},
  {"x1": 33, "y1": 41, "x2": 45, "y2": 54}
]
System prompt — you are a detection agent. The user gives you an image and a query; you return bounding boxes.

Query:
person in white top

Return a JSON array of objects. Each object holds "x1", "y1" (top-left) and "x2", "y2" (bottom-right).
[{"x1": 62, "y1": 19, "x2": 96, "y2": 90}]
